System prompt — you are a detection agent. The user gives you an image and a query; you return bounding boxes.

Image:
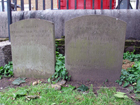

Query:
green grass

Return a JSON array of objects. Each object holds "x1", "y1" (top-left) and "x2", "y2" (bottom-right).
[{"x1": 0, "y1": 83, "x2": 135, "y2": 105}]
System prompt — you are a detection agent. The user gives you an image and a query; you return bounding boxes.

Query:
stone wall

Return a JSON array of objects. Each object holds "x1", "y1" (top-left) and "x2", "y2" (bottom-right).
[
  {"x1": 0, "y1": 41, "x2": 11, "y2": 67},
  {"x1": 0, "y1": 10, "x2": 140, "y2": 39},
  {"x1": 0, "y1": 12, "x2": 8, "y2": 38}
]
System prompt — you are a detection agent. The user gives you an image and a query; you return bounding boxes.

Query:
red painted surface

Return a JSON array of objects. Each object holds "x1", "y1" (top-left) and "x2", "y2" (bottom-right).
[{"x1": 58, "y1": 0, "x2": 116, "y2": 9}]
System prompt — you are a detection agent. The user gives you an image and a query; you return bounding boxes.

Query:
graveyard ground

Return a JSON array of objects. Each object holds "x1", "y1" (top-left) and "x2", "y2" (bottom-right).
[
  {"x1": 0, "y1": 76, "x2": 137, "y2": 105},
  {"x1": 0, "y1": 39, "x2": 140, "y2": 104},
  {"x1": 0, "y1": 75, "x2": 128, "y2": 91},
  {"x1": 0, "y1": 69, "x2": 140, "y2": 105},
  {"x1": 0, "y1": 61, "x2": 139, "y2": 104},
  {"x1": 0, "y1": 52, "x2": 135, "y2": 92},
  {"x1": 0, "y1": 82, "x2": 135, "y2": 105}
]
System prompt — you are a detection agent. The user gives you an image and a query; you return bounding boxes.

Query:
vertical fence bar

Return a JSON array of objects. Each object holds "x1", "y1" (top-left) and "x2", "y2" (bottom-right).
[
  {"x1": 92, "y1": 0, "x2": 94, "y2": 9},
  {"x1": 43, "y1": 0, "x2": 45, "y2": 10},
  {"x1": 118, "y1": 0, "x2": 120, "y2": 9},
  {"x1": 110, "y1": 0, "x2": 112, "y2": 9},
  {"x1": 136, "y1": 0, "x2": 139, "y2": 9},
  {"x1": 14, "y1": 0, "x2": 17, "y2": 11},
  {"x1": 2, "y1": 0, "x2": 4, "y2": 11},
  {"x1": 75, "y1": 0, "x2": 77, "y2": 9},
  {"x1": 35, "y1": 0, "x2": 38, "y2": 10},
  {"x1": 7, "y1": 0, "x2": 12, "y2": 41},
  {"x1": 101, "y1": 0, "x2": 103, "y2": 9},
  {"x1": 84, "y1": 0, "x2": 86, "y2": 9},
  {"x1": 51, "y1": 0, "x2": 53, "y2": 9},
  {"x1": 21, "y1": 0, "x2": 24, "y2": 11},
  {"x1": 58, "y1": 0, "x2": 60, "y2": 9},
  {"x1": 127, "y1": 0, "x2": 130, "y2": 9},
  {"x1": 67, "y1": 0, "x2": 69, "y2": 9},
  {"x1": 29, "y1": 0, "x2": 31, "y2": 10}
]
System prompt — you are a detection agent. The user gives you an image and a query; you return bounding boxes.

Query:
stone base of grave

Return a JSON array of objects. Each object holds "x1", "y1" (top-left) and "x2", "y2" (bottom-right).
[{"x1": 0, "y1": 41, "x2": 12, "y2": 67}]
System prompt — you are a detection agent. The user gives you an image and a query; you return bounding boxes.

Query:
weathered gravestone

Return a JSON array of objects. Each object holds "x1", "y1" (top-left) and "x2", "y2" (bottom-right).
[
  {"x1": 65, "y1": 15, "x2": 126, "y2": 82},
  {"x1": 10, "y1": 19, "x2": 55, "y2": 78}
]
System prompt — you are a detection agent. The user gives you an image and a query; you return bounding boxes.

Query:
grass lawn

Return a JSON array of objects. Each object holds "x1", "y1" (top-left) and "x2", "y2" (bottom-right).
[{"x1": 0, "y1": 83, "x2": 135, "y2": 105}]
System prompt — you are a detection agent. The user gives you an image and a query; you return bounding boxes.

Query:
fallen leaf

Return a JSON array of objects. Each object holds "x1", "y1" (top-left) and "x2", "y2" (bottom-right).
[
  {"x1": 13, "y1": 89, "x2": 27, "y2": 99},
  {"x1": 132, "y1": 83, "x2": 136, "y2": 86},
  {"x1": 56, "y1": 80, "x2": 66, "y2": 86},
  {"x1": 51, "y1": 84, "x2": 61, "y2": 90},
  {"x1": 114, "y1": 92, "x2": 128, "y2": 99},
  {"x1": 12, "y1": 77, "x2": 26, "y2": 85},
  {"x1": 32, "y1": 81, "x2": 38, "y2": 86},
  {"x1": 26, "y1": 95, "x2": 40, "y2": 100},
  {"x1": 51, "y1": 103, "x2": 57, "y2": 105}
]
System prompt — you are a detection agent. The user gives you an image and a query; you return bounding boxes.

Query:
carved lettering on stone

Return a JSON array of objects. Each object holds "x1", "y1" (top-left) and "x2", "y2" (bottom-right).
[
  {"x1": 10, "y1": 19, "x2": 55, "y2": 78},
  {"x1": 65, "y1": 15, "x2": 126, "y2": 82}
]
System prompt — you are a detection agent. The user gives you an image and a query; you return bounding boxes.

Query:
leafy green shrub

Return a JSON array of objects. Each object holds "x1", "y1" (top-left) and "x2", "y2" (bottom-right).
[
  {"x1": 123, "y1": 51, "x2": 140, "y2": 62},
  {"x1": 0, "y1": 61, "x2": 13, "y2": 79},
  {"x1": 116, "y1": 51, "x2": 140, "y2": 93},
  {"x1": 116, "y1": 62, "x2": 140, "y2": 88},
  {"x1": 48, "y1": 42, "x2": 70, "y2": 83}
]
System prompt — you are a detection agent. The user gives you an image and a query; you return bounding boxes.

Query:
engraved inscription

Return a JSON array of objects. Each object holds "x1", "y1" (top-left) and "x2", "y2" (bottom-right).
[
  {"x1": 65, "y1": 15, "x2": 126, "y2": 81},
  {"x1": 10, "y1": 19, "x2": 55, "y2": 78}
]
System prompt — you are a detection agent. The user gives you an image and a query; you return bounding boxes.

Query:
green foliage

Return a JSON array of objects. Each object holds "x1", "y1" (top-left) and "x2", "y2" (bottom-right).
[
  {"x1": 123, "y1": 51, "x2": 140, "y2": 62},
  {"x1": 77, "y1": 85, "x2": 89, "y2": 92},
  {"x1": 0, "y1": 84, "x2": 134, "y2": 105},
  {"x1": 116, "y1": 62, "x2": 140, "y2": 90},
  {"x1": 116, "y1": 65, "x2": 140, "y2": 87},
  {"x1": 89, "y1": 84, "x2": 93, "y2": 93},
  {"x1": 116, "y1": 51, "x2": 140, "y2": 93},
  {"x1": 48, "y1": 42, "x2": 70, "y2": 82},
  {"x1": 136, "y1": 78, "x2": 140, "y2": 92},
  {"x1": 13, "y1": 89, "x2": 27, "y2": 99},
  {"x1": 0, "y1": 61, "x2": 13, "y2": 79},
  {"x1": 61, "y1": 85, "x2": 75, "y2": 92}
]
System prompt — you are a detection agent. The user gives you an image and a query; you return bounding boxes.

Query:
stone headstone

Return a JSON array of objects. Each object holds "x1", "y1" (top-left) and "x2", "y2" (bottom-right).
[
  {"x1": 65, "y1": 15, "x2": 126, "y2": 82},
  {"x1": 10, "y1": 19, "x2": 55, "y2": 78}
]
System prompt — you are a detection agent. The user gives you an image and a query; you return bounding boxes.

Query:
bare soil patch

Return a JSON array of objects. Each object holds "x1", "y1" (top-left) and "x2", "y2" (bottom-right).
[
  {"x1": 0, "y1": 77, "x2": 48, "y2": 89},
  {"x1": 0, "y1": 76, "x2": 129, "y2": 93}
]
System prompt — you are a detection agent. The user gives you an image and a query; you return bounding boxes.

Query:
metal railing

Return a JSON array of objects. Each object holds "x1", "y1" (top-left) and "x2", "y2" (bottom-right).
[
  {"x1": 0, "y1": 0, "x2": 138, "y2": 11},
  {"x1": 0, "y1": 0, "x2": 139, "y2": 41}
]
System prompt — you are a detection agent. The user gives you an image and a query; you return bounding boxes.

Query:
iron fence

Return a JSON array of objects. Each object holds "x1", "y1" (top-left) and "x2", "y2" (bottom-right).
[
  {"x1": 0, "y1": 0, "x2": 138, "y2": 11},
  {"x1": 0, "y1": 0, "x2": 139, "y2": 41}
]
